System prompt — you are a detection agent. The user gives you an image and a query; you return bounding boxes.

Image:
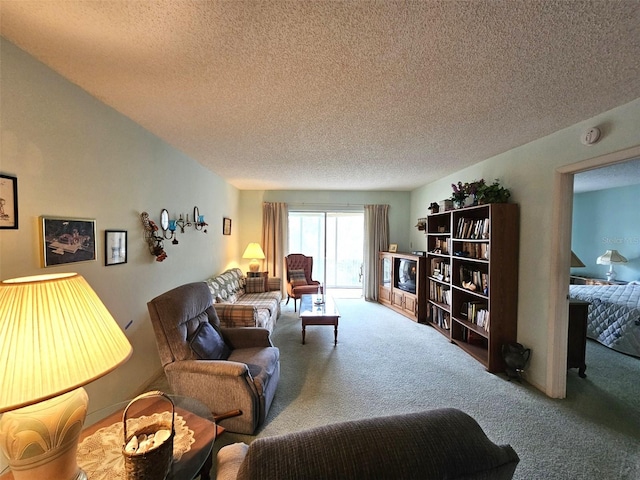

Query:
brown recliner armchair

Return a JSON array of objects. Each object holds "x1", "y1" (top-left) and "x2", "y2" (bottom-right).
[
  {"x1": 285, "y1": 253, "x2": 322, "y2": 311},
  {"x1": 147, "y1": 282, "x2": 280, "y2": 434}
]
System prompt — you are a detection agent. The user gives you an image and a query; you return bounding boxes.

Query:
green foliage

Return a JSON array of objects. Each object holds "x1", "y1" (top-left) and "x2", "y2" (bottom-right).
[{"x1": 475, "y1": 179, "x2": 511, "y2": 204}]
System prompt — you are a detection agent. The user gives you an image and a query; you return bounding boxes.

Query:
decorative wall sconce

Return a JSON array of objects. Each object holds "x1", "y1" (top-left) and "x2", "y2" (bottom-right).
[
  {"x1": 157, "y1": 207, "x2": 207, "y2": 247},
  {"x1": 159, "y1": 208, "x2": 179, "y2": 244},
  {"x1": 194, "y1": 206, "x2": 208, "y2": 232}
]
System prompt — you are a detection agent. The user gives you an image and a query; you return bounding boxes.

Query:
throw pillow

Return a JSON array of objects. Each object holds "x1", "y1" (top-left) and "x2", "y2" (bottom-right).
[
  {"x1": 289, "y1": 269, "x2": 307, "y2": 287},
  {"x1": 246, "y1": 276, "x2": 266, "y2": 293},
  {"x1": 189, "y1": 321, "x2": 231, "y2": 360}
]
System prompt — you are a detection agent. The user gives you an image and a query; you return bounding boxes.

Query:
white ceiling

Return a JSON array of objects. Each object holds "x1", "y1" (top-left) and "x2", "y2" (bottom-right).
[
  {"x1": 1, "y1": 1, "x2": 639, "y2": 191},
  {"x1": 574, "y1": 157, "x2": 640, "y2": 193}
]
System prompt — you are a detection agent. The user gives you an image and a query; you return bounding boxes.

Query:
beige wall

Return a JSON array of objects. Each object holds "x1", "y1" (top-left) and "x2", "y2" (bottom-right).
[
  {"x1": 0, "y1": 39, "x2": 240, "y2": 414},
  {"x1": 410, "y1": 97, "x2": 640, "y2": 392}
]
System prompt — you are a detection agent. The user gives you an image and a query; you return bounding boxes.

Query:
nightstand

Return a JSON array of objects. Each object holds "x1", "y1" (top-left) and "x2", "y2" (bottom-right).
[{"x1": 568, "y1": 300, "x2": 590, "y2": 378}]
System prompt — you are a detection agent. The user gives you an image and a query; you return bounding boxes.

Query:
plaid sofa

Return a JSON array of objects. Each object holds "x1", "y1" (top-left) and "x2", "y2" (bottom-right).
[{"x1": 206, "y1": 268, "x2": 281, "y2": 333}]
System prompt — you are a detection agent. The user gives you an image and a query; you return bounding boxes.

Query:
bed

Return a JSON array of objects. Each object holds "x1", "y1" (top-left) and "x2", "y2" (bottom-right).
[{"x1": 569, "y1": 283, "x2": 640, "y2": 358}]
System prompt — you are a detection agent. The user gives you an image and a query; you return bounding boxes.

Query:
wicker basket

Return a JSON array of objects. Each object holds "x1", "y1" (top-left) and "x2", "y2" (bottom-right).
[{"x1": 122, "y1": 391, "x2": 175, "y2": 480}]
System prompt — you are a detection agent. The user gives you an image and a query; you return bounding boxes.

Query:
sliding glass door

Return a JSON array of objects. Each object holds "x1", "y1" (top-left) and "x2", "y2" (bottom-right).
[{"x1": 289, "y1": 210, "x2": 364, "y2": 292}]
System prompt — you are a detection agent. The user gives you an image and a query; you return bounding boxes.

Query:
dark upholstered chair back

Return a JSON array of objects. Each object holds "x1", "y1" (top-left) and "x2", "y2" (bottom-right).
[
  {"x1": 285, "y1": 254, "x2": 315, "y2": 283},
  {"x1": 147, "y1": 282, "x2": 220, "y2": 366}
]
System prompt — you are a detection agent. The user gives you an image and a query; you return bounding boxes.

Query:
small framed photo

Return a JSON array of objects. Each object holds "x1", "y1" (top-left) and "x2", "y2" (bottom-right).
[
  {"x1": 389, "y1": 243, "x2": 398, "y2": 253},
  {"x1": 0, "y1": 174, "x2": 18, "y2": 229},
  {"x1": 41, "y1": 216, "x2": 97, "y2": 267},
  {"x1": 223, "y1": 217, "x2": 232, "y2": 235},
  {"x1": 105, "y1": 230, "x2": 127, "y2": 266}
]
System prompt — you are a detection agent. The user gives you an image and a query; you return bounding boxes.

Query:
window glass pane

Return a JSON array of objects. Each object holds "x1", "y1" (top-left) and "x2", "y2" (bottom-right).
[{"x1": 288, "y1": 210, "x2": 363, "y2": 289}]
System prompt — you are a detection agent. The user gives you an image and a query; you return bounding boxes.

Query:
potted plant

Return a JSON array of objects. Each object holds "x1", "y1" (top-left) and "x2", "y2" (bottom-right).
[
  {"x1": 476, "y1": 179, "x2": 511, "y2": 204},
  {"x1": 450, "y1": 182, "x2": 468, "y2": 208},
  {"x1": 451, "y1": 180, "x2": 486, "y2": 208}
]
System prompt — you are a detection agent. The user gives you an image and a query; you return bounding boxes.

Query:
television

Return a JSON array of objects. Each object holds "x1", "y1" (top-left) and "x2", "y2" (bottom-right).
[{"x1": 394, "y1": 258, "x2": 417, "y2": 294}]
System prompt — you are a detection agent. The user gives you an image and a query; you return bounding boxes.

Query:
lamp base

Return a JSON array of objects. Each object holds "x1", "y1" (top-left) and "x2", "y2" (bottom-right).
[
  {"x1": 0, "y1": 388, "x2": 89, "y2": 480},
  {"x1": 249, "y1": 259, "x2": 260, "y2": 272},
  {"x1": 606, "y1": 266, "x2": 617, "y2": 282}
]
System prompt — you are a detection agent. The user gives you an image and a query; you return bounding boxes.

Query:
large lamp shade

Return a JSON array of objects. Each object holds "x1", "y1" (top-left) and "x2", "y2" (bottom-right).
[
  {"x1": 242, "y1": 243, "x2": 266, "y2": 272},
  {"x1": 0, "y1": 273, "x2": 132, "y2": 480}
]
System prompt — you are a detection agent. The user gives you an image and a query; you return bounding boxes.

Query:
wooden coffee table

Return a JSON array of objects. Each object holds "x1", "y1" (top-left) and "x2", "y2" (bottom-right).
[{"x1": 299, "y1": 294, "x2": 340, "y2": 345}]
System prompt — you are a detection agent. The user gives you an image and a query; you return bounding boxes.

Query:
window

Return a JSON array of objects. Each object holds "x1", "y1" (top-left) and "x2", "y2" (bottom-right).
[{"x1": 289, "y1": 210, "x2": 363, "y2": 290}]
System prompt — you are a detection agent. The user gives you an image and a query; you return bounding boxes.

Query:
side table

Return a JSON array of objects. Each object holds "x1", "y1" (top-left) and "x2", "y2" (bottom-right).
[
  {"x1": 0, "y1": 395, "x2": 222, "y2": 480},
  {"x1": 568, "y1": 300, "x2": 589, "y2": 378}
]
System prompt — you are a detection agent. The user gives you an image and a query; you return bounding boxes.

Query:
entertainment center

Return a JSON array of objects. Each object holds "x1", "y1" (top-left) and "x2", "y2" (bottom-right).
[{"x1": 378, "y1": 252, "x2": 427, "y2": 322}]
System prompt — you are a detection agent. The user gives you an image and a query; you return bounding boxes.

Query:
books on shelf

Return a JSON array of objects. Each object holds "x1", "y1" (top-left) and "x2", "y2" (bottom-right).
[
  {"x1": 459, "y1": 265, "x2": 489, "y2": 295},
  {"x1": 430, "y1": 304, "x2": 450, "y2": 330},
  {"x1": 429, "y1": 282, "x2": 451, "y2": 305},
  {"x1": 461, "y1": 301, "x2": 490, "y2": 331},
  {"x1": 430, "y1": 237, "x2": 451, "y2": 254},
  {"x1": 455, "y1": 217, "x2": 490, "y2": 239},
  {"x1": 459, "y1": 242, "x2": 489, "y2": 260},
  {"x1": 430, "y1": 258, "x2": 450, "y2": 281}
]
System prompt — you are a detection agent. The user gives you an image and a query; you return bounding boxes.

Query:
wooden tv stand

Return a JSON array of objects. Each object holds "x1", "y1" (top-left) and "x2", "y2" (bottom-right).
[{"x1": 378, "y1": 252, "x2": 427, "y2": 322}]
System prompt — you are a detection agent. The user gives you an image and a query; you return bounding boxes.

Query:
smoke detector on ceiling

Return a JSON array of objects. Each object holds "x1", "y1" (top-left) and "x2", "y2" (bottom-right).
[{"x1": 581, "y1": 127, "x2": 601, "y2": 146}]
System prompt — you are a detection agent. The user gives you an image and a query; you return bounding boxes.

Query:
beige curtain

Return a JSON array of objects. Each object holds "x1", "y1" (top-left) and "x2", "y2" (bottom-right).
[
  {"x1": 364, "y1": 204, "x2": 389, "y2": 301},
  {"x1": 262, "y1": 202, "x2": 288, "y2": 295}
]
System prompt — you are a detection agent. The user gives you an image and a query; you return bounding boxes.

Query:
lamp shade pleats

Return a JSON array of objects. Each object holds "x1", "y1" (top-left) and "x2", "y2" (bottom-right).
[
  {"x1": 0, "y1": 273, "x2": 132, "y2": 412},
  {"x1": 596, "y1": 250, "x2": 628, "y2": 265}
]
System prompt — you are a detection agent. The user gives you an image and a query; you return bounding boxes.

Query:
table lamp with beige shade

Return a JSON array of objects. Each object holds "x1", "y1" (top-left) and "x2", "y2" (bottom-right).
[
  {"x1": 0, "y1": 273, "x2": 132, "y2": 480},
  {"x1": 242, "y1": 242, "x2": 265, "y2": 272},
  {"x1": 596, "y1": 249, "x2": 628, "y2": 282}
]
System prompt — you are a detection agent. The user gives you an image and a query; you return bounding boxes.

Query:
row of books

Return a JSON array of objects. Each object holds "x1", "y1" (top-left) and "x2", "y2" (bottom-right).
[
  {"x1": 430, "y1": 305, "x2": 450, "y2": 330},
  {"x1": 429, "y1": 283, "x2": 451, "y2": 305},
  {"x1": 455, "y1": 217, "x2": 490, "y2": 239},
  {"x1": 457, "y1": 242, "x2": 489, "y2": 260},
  {"x1": 429, "y1": 237, "x2": 451, "y2": 254},
  {"x1": 430, "y1": 259, "x2": 450, "y2": 281},
  {"x1": 459, "y1": 266, "x2": 489, "y2": 295},
  {"x1": 458, "y1": 328, "x2": 488, "y2": 347},
  {"x1": 460, "y1": 301, "x2": 490, "y2": 331}
]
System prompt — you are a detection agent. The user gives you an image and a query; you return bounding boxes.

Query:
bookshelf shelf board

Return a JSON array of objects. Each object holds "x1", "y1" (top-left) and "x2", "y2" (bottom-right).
[
  {"x1": 452, "y1": 317, "x2": 489, "y2": 338},
  {"x1": 452, "y1": 339, "x2": 488, "y2": 364}
]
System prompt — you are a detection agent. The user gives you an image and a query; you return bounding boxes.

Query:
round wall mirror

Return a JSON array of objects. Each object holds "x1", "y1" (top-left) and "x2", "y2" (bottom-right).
[
  {"x1": 160, "y1": 209, "x2": 169, "y2": 231},
  {"x1": 193, "y1": 206, "x2": 200, "y2": 222}
]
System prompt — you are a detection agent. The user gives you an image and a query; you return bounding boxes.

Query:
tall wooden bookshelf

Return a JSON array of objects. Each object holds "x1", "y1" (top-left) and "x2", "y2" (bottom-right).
[{"x1": 426, "y1": 203, "x2": 519, "y2": 373}]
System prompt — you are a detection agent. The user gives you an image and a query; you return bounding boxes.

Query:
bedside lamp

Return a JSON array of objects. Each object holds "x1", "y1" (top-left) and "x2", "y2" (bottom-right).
[
  {"x1": 242, "y1": 243, "x2": 266, "y2": 272},
  {"x1": 0, "y1": 273, "x2": 132, "y2": 480},
  {"x1": 596, "y1": 249, "x2": 628, "y2": 282}
]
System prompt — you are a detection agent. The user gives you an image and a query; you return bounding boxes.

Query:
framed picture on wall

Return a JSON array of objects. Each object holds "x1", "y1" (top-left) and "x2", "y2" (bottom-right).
[
  {"x1": 0, "y1": 174, "x2": 18, "y2": 229},
  {"x1": 40, "y1": 216, "x2": 97, "y2": 267},
  {"x1": 105, "y1": 230, "x2": 127, "y2": 266},
  {"x1": 223, "y1": 217, "x2": 232, "y2": 235}
]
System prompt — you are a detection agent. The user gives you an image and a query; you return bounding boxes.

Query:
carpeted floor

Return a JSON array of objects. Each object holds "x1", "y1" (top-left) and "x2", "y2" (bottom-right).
[{"x1": 151, "y1": 297, "x2": 640, "y2": 479}]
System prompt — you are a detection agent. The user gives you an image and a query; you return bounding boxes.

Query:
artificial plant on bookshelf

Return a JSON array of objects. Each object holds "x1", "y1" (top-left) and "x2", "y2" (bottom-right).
[{"x1": 425, "y1": 203, "x2": 519, "y2": 373}]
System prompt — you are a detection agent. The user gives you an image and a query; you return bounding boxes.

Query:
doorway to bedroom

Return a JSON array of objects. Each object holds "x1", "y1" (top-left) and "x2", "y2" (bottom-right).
[{"x1": 288, "y1": 210, "x2": 364, "y2": 298}]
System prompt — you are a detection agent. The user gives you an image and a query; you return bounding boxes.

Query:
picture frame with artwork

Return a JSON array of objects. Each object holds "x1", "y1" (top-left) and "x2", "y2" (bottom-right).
[
  {"x1": 223, "y1": 217, "x2": 232, "y2": 235},
  {"x1": 0, "y1": 174, "x2": 18, "y2": 229},
  {"x1": 40, "y1": 216, "x2": 97, "y2": 267},
  {"x1": 389, "y1": 243, "x2": 398, "y2": 253},
  {"x1": 105, "y1": 230, "x2": 127, "y2": 266}
]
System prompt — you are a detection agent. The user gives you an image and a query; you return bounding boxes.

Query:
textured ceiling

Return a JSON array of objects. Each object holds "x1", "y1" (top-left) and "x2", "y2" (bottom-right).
[{"x1": 1, "y1": 1, "x2": 640, "y2": 191}]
